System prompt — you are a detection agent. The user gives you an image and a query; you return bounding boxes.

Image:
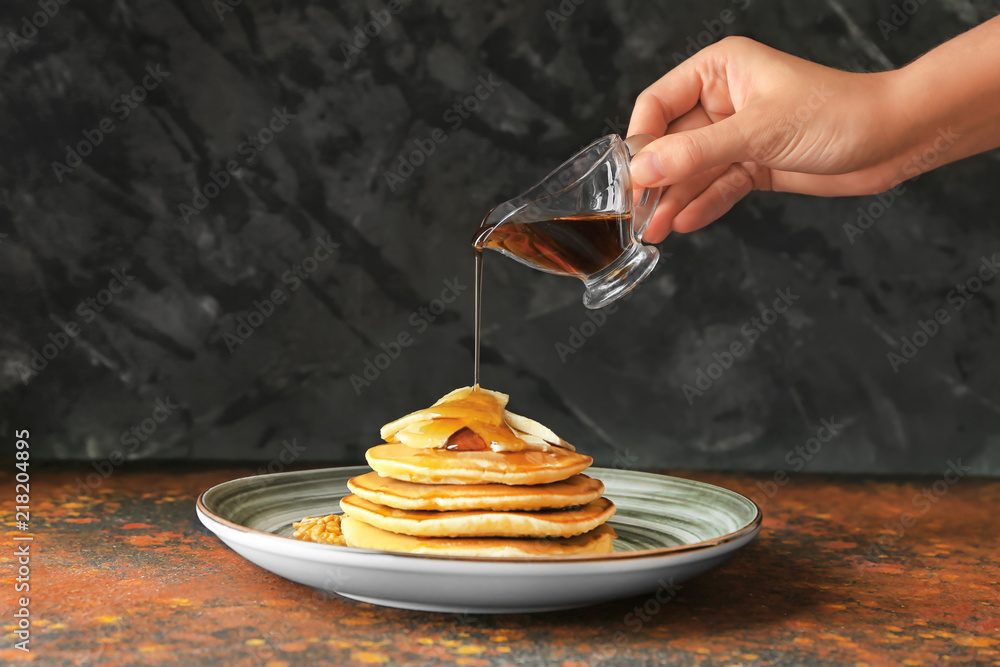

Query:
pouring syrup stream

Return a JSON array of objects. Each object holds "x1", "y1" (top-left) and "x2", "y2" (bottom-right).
[{"x1": 473, "y1": 247, "x2": 483, "y2": 390}]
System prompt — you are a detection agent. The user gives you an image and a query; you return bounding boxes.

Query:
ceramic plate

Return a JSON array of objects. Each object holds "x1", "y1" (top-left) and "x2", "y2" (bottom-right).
[{"x1": 197, "y1": 466, "x2": 761, "y2": 613}]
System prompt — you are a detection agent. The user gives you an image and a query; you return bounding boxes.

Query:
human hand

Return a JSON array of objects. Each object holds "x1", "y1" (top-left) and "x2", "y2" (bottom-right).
[{"x1": 628, "y1": 36, "x2": 909, "y2": 242}]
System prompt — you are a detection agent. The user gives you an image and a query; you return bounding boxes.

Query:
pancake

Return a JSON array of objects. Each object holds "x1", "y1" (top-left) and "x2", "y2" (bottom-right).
[
  {"x1": 340, "y1": 516, "x2": 616, "y2": 557},
  {"x1": 347, "y1": 472, "x2": 604, "y2": 511},
  {"x1": 291, "y1": 386, "x2": 619, "y2": 558},
  {"x1": 366, "y1": 443, "x2": 592, "y2": 485},
  {"x1": 340, "y1": 495, "x2": 615, "y2": 538}
]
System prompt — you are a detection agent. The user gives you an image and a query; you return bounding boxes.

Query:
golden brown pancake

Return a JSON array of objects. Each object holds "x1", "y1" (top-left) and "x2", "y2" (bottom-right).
[
  {"x1": 340, "y1": 516, "x2": 616, "y2": 557},
  {"x1": 340, "y1": 495, "x2": 615, "y2": 538},
  {"x1": 366, "y1": 443, "x2": 592, "y2": 485},
  {"x1": 347, "y1": 472, "x2": 604, "y2": 511}
]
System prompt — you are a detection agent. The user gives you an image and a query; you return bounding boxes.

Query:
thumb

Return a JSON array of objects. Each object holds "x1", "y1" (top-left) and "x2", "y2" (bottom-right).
[{"x1": 631, "y1": 115, "x2": 747, "y2": 188}]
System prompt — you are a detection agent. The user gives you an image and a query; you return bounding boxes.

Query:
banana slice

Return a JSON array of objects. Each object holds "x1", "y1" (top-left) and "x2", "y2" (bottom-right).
[
  {"x1": 432, "y1": 386, "x2": 509, "y2": 407},
  {"x1": 504, "y1": 410, "x2": 575, "y2": 451},
  {"x1": 380, "y1": 387, "x2": 508, "y2": 441},
  {"x1": 393, "y1": 417, "x2": 539, "y2": 452},
  {"x1": 393, "y1": 418, "x2": 466, "y2": 448},
  {"x1": 379, "y1": 386, "x2": 574, "y2": 452}
]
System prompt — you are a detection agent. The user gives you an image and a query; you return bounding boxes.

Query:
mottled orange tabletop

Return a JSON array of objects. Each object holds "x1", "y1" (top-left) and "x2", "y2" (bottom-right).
[{"x1": 2, "y1": 464, "x2": 998, "y2": 666}]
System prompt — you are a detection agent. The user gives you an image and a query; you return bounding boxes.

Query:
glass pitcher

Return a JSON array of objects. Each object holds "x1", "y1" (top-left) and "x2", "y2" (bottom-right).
[{"x1": 473, "y1": 134, "x2": 662, "y2": 309}]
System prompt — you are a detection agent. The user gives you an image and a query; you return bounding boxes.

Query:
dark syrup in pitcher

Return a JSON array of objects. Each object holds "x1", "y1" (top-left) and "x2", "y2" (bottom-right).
[
  {"x1": 474, "y1": 212, "x2": 632, "y2": 277},
  {"x1": 471, "y1": 211, "x2": 632, "y2": 386}
]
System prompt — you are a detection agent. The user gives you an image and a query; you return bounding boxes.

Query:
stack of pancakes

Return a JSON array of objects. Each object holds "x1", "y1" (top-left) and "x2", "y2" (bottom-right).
[{"x1": 294, "y1": 387, "x2": 616, "y2": 557}]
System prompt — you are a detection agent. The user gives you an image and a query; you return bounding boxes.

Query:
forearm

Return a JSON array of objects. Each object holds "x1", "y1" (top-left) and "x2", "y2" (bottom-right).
[{"x1": 887, "y1": 15, "x2": 1000, "y2": 180}]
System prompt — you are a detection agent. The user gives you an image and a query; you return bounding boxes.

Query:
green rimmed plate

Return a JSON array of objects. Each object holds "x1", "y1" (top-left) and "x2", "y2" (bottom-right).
[{"x1": 196, "y1": 466, "x2": 761, "y2": 613}]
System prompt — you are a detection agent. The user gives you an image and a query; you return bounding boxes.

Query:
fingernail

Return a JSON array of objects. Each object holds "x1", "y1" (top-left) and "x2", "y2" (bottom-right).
[
  {"x1": 644, "y1": 228, "x2": 668, "y2": 243},
  {"x1": 631, "y1": 152, "x2": 664, "y2": 185}
]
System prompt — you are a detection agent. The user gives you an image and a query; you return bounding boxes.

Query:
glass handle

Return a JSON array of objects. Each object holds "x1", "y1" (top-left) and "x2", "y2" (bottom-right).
[{"x1": 624, "y1": 134, "x2": 663, "y2": 242}]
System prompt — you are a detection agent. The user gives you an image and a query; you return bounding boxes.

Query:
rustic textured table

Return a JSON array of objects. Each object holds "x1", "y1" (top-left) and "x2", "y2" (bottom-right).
[{"x1": 2, "y1": 464, "x2": 997, "y2": 666}]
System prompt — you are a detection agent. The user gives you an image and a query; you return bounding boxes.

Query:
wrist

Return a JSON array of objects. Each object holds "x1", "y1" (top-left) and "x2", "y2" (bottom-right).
[
  {"x1": 878, "y1": 18, "x2": 1000, "y2": 180},
  {"x1": 882, "y1": 66, "x2": 925, "y2": 154},
  {"x1": 856, "y1": 63, "x2": 955, "y2": 188},
  {"x1": 858, "y1": 68, "x2": 924, "y2": 165}
]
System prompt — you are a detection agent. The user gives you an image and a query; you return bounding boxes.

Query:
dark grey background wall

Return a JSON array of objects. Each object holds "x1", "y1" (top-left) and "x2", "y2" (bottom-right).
[{"x1": 2, "y1": 0, "x2": 998, "y2": 475}]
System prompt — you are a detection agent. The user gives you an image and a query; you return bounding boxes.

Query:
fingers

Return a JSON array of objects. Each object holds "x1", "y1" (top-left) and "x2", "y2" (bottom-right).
[
  {"x1": 666, "y1": 104, "x2": 714, "y2": 134},
  {"x1": 673, "y1": 163, "x2": 758, "y2": 233},
  {"x1": 628, "y1": 60, "x2": 702, "y2": 137},
  {"x1": 627, "y1": 39, "x2": 766, "y2": 234},
  {"x1": 628, "y1": 88, "x2": 672, "y2": 140},
  {"x1": 628, "y1": 76, "x2": 700, "y2": 139},
  {"x1": 627, "y1": 45, "x2": 731, "y2": 138},
  {"x1": 643, "y1": 164, "x2": 729, "y2": 243},
  {"x1": 631, "y1": 115, "x2": 747, "y2": 188},
  {"x1": 770, "y1": 166, "x2": 890, "y2": 197},
  {"x1": 627, "y1": 37, "x2": 755, "y2": 140},
  {"x1": 639, "y1": 104, "x2": 731, "y2": 241}
]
